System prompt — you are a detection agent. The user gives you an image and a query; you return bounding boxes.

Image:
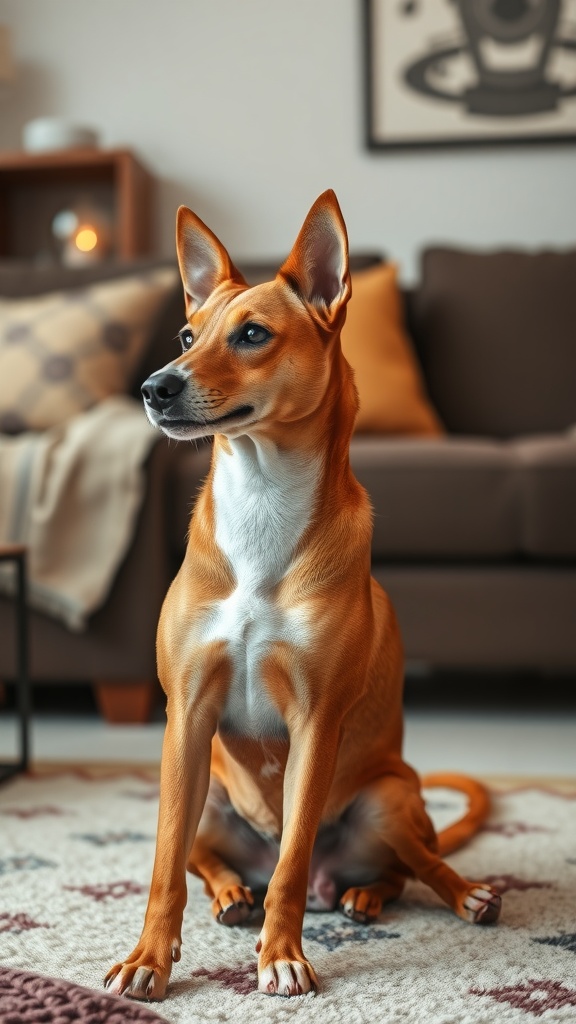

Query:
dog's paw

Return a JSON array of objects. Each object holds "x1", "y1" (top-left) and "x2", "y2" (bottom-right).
[
  {"x1": 459, "y1": 884, "x2": 502, "y2": 924},
  {"x1": 256, "y1": 928, "x2": 318, "y2": 996},
  {"x1": 104, "y1": 941, "x2": 179, "y2": 1001},
  {"x1": 212, "y1": 884, "x2": 254, "y2": 925},
  {"x1": 258, "y1": 959, "x2": 318, "y2": 997},
  {"x1": 105, "y1": 964, "x2": 165, "y2": 1001},
  {"x1": 339, "y1": 886, "x2": 382, "y2": 924}
]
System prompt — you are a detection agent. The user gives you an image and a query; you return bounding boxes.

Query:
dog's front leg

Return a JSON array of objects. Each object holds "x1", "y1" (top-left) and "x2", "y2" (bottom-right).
[
  {"x1": 104, "y1": 688, "x2": 220, "y2": 1000},
  {"x1": 256, "y1": 716, "x2": 340, "y2": 996}
]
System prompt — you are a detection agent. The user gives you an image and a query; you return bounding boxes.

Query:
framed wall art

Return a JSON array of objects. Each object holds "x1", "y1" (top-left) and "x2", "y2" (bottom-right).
[{"x1": 363, "y1": 0, "x2": 576, "y2": 149}]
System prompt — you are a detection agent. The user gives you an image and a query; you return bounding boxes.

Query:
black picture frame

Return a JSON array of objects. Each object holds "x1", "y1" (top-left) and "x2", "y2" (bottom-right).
[{"x1": 363, "y1": 0, "x2": 576, "y2": 150}]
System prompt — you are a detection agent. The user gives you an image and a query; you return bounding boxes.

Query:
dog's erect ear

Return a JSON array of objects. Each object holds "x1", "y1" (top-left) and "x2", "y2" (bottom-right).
[
  {"x1": 176, "y1": 206, "x2": 246, "y2": 316},
  {"x1": 278, "y1": 190, "x2": 351, "y2": 326}
]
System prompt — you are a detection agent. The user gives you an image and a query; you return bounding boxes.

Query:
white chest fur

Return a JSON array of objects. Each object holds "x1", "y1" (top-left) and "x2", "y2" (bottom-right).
[{"x1": 204, "y1": 436, "x2": 320, "y2": 737}]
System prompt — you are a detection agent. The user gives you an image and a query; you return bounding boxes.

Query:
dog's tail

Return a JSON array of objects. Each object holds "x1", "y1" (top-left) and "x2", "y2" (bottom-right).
[{"x1": 421, "y1": 772, "x2": 491, "y2": 856}]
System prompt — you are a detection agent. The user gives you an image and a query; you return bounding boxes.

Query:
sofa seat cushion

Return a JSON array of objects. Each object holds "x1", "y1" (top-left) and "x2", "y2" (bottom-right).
[
  {"x1": 414, "y1": 247, "x2": 576, "y2": 438},
  {"x1": 350, "y1": 436, "x2": 519, "y2": 559},
  {"x1": 512, "y1": 433, "x2": 576, "y2": 558}
]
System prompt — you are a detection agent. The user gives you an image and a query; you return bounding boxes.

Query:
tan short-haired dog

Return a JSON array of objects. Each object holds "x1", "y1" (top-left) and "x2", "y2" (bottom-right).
[{"x1": 105, "y1": 191, "x2": 501, "y2": 1000}]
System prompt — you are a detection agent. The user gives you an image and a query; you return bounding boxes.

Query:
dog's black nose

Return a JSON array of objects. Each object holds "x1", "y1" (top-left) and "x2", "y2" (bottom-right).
[{"x1": 141, "y1": 370, "x2": 185, "y2": 413}]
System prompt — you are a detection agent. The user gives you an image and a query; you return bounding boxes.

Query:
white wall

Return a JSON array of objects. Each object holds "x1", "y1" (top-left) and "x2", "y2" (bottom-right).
[{"x1": 1, "y1": 0, "x2": 575, "y2": 281}]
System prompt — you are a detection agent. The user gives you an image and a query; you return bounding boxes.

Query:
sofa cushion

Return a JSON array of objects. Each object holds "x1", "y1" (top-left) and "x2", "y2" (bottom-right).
[
  {"x1": 340, "y1": 263, "x2": 444, "y2": 436},
  {"x1": 350, "y1": 436, "x2": 519, "y2": 558},
  {"x1": 414, "y1": 247, "x2": 576, "y2": 438},
  {"x1": 0, "y1": 267, "x2": 178, "y2": 432},
  {"x1": 513, "y1": 433, "x2": 576, "y2": 558},
  {"x1": 0, "y1": 258, "x2": 186, "y2": 405}
]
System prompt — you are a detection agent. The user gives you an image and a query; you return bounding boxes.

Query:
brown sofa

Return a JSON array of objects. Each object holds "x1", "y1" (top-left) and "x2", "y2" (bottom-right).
[{"x1": 1, "y1": 246, "x2": 575, "y2": 720}]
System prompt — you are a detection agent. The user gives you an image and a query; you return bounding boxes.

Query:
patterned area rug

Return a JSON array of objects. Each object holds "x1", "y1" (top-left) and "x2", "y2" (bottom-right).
[{"x1": 1, "y1": 770, "x2": 576, "y2": 1023}]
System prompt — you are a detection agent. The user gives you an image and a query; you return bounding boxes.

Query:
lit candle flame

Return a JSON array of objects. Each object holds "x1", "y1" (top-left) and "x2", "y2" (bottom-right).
[{"x1": 75, "y1": 227, "x2": 98, "y2": 253}]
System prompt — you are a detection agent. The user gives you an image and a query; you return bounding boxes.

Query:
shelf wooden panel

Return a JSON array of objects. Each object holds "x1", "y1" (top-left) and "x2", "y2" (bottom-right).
[{"x1": 0, "y1": 147, "x2": 155, "y2": 262}]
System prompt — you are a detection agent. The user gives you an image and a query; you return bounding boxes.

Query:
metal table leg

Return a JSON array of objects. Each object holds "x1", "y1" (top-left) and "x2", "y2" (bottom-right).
[{"x1": 0, "y1": 545, "x2": 30, "y2": 781}]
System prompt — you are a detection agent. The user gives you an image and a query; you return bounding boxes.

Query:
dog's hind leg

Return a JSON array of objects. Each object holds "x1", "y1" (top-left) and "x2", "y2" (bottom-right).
[
  {"x1": 189, "y1": 837, "x2": 254, "y2": 925},
  {"x1": 187, "y1": 776, "x2": 277, "y2": 926},
  {"x1": 339, "y1": 872, "x2": 406, "y2": 924},
  {"x1": 364, "y1": 775, "x2": 501, "y2": 925}
]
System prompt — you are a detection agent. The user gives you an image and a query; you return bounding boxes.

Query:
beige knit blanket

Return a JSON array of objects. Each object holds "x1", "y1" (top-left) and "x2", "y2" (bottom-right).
[{"x1": 0, "y1": 396, "x2": 158, "y2": 631}]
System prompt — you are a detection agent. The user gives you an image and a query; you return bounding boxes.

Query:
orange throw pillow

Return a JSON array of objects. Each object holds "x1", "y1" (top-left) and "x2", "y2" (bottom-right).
[{"x1": 341, "y1": 262, "x2": 443, "y2": 435}]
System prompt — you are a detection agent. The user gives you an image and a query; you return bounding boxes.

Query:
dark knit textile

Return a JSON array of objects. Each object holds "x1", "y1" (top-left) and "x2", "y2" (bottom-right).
[{"x1": 0, "y1": 967, "x2": 168, "y2": 1024}]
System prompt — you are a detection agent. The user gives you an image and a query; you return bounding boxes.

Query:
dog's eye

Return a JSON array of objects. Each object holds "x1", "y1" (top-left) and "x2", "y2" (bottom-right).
[
  {"x1": 179, "y1": 328, "x2": 194, "y2": 351},
  {"x1": 235, "y1": 322, "x2": 272, "y2": 346}
]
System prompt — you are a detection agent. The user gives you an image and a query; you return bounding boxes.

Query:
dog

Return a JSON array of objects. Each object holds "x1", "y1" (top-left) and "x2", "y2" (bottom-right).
[{"x1": 105, "y1": 190, "x2": 501, "y2": 1000}]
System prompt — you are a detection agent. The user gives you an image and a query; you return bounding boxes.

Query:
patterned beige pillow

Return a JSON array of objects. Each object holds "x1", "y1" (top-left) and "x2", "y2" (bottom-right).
[{"x1": 0, "y1": 267, "x2": 178, "y2": 433}]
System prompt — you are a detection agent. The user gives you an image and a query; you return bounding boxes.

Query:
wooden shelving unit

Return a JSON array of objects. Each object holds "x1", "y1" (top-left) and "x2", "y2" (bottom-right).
[{"x1": 0, "y1": 147, "x2": 156, "y2": 263}]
